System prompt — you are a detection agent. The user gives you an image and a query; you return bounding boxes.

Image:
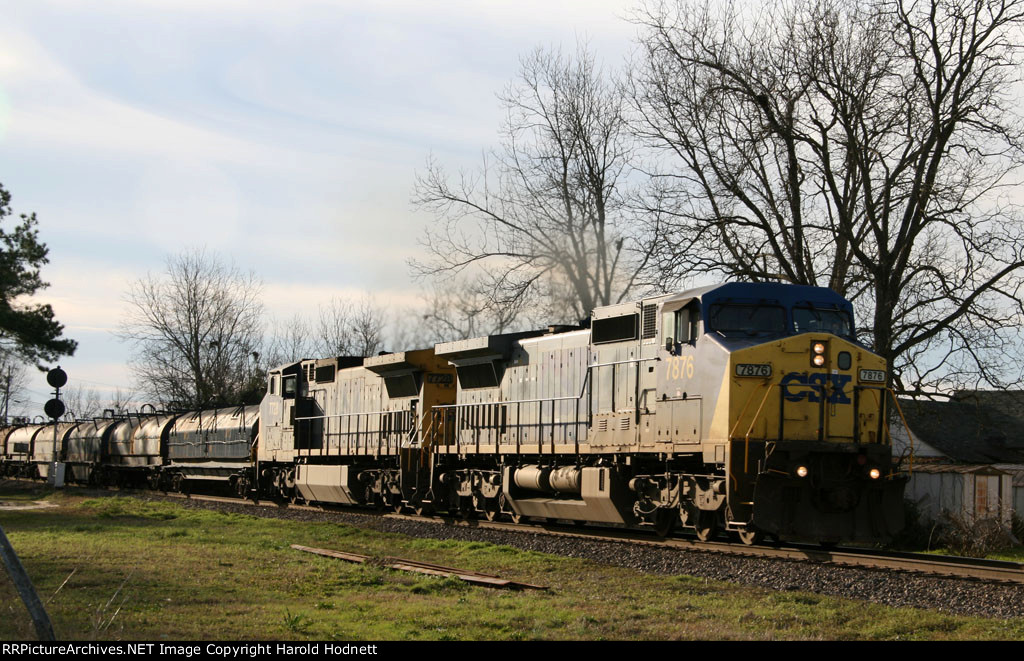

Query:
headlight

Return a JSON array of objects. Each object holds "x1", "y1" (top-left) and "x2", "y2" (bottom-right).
[
  {"x1": 869, "y1": 468, "x2": 881, "y2": 480},
  {"x1": 810, "y1": 341, "x2": 828, "y2": 367},
  {"x1": 796, "y1": 466, "x2": 808, "y2": 478}
]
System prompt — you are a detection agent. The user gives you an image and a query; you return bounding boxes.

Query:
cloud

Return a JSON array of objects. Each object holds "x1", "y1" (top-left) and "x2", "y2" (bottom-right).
[{"x1": 1, "y1": 0, "x2": 641, "y2": 396}]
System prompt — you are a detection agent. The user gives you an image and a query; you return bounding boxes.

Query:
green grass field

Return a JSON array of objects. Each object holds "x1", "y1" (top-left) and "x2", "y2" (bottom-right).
[{"x1": 1, "y1": 485, "x2": 1023, "y2": 641}]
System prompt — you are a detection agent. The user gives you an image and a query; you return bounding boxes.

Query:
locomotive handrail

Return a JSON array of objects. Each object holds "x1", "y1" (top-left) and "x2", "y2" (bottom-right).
[
  {"x1": 294, "y1": 408, "x2": 406, "y2": 421},
  {"x1": 885, "y1": 388, "x2": 915, "y2": 475},
  {"x1": 856, "y1": 387, "x2": 912, "y2": 474},
  {"x1": 587, "y1": 357, "x2": 660, "y2": 369},
  {"x1": 432, "y1": 366, "x2": 593, "y2": 410},
  {"x1": 740, "y1": 384, "x2": 780, "y2": 474},
  {"x1": 292, "y1": 406, "x2": 413, "y2": 457},
  {"x1": 729, "y1": 381, "x2": 774, "y2": 440},
  {"x1": 431, "y1": 394, "x2": 581, "y2": 408},
  {"x1": 430, "y1": 368, "x2": 592, "y2": 453}
]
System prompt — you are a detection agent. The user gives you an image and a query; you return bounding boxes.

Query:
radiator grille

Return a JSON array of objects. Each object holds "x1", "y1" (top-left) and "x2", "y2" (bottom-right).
[{"x1": 642, "y1": 304, "x2": 657, "y2": 339}]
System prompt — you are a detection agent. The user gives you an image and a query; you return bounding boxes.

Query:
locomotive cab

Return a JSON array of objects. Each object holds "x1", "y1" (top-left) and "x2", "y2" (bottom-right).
[{"x1": 652, "y1": 282, "x2": 907, "y2": 544}]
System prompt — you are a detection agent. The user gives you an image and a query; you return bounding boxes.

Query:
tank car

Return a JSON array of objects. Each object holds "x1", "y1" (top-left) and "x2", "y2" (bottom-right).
[
  {"x1": 164, "y1": 405, "x2": 258, "y2": 493},
  {"x1": 108, "y1": 412, "x2": 175, "y2": 489},
  {"x1": 420, "y1": 282, "x2": 906, "y2": 544},
  {"x1": 0, "y1": 423, "x2": 33, "y2": 477},
  {"x1": 64, "y1": 417, "x2": 121, "y2": 485},
  {"x1": 32, "y1": 421, "x2": 79, "y2": 482}
]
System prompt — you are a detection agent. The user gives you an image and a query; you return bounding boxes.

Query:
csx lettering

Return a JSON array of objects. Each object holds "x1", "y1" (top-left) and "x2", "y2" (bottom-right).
[{"x1": 780, "y1": 372, "x2": 852, "y2": 404}]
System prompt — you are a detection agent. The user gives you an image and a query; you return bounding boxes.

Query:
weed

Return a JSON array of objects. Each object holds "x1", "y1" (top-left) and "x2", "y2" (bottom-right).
[
  {"x1": 408, "y1": 576, "x2": 467, "y2": 595},
  {"x1": 281, "y1": 610, "x2": 311, "y2": 634},
  {"x1": 89, "y1": 570, "x2": 134, "y2": 639}
]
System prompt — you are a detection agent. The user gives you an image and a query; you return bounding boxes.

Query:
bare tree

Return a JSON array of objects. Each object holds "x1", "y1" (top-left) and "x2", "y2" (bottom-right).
[
  {"x1": 263, "y1": 313, "x2": 315, "y2": 367},
  {"x1": 631, "y1": 0, "x2": 1024, "y2": 393},
  {"x1": 349, "y1": 298, "x2": 386, "y2": 357},
  {"x1": 419, "y1": 280, "x2": 534, "y2": 343},
  {"x1": 413, "y1": 43, "x2": 652, "y2": 323},
  {"x1": 118, "y1": 249, "x2": 264, "y2": 408},
  {"x1": 313, "y1": 297, "x2": 387, "y2": 358},
  {"x1": 61, "y1": 384, "x2": 102, "y2": 420},
  {"x1": 103, "y1": 388, "x2": 137, "y2": 416},
  {"x1": 0, "y1": 351, "x2": 28, "y2": 424}
]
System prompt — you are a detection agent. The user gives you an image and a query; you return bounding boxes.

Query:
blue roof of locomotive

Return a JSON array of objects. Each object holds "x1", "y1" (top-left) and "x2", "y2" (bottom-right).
[
  {"x1": 681, "y1": 282, "x2": 860, "y2": 350},
  {"x1": 695, "y1": 282, "x2": 853, "y2": 314}
]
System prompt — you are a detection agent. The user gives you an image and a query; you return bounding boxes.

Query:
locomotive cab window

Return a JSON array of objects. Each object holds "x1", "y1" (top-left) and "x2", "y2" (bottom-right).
[
  {"x1": 282, "y1": 375, "x2": 297, "y2": 399},
  {"x1": 793, "y1": 307, "x2": 853, "y2": 338},
  {"x1": 708, "y1": 304, "x2": 786, "y2": 337},
  {"x1": 663, "y1": 303, "x2": 701, "y2": 350}
]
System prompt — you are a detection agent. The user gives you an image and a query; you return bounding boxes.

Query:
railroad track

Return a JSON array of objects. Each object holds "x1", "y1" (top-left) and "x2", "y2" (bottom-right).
[
  {"x1": 138, "y1": 489, "x2": 1024, "y2": 586},
  {"x1": 8, "y1": 479, "x2": 1022, "y2": 586}
]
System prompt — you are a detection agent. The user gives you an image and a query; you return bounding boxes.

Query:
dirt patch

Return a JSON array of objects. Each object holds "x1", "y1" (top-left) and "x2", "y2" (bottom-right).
[{"x1": 0, "y1": 501, "x2": 56, "y2": 511}]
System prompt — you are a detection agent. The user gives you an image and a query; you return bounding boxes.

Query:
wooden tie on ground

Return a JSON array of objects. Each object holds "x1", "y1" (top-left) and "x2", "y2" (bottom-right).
[{"x1": 291, "y1": 544, "x2": 547, "y2": 591}]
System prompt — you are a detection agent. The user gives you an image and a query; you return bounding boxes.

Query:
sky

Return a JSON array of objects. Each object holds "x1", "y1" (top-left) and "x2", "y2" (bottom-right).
[{"x1": 0, "y1": 0, "x2": 643, "y2": 415}]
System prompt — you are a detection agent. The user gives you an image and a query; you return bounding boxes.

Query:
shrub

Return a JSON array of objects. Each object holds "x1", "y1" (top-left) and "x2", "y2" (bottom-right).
[
  {"x1": 885, "y1": 498, "x2": 936, "y2": 551},
  {"x1": 936, "y1": 510, "x2": 1015, "y2": 558}
]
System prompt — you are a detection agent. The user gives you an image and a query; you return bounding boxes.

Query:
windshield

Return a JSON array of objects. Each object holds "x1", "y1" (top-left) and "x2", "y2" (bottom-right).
[
  {"x1": 793, "y1": 307, "x2": 853, "y2": 337},
  {"x1": 708, "y1": 304, "x2": 787, "y2": 337}
]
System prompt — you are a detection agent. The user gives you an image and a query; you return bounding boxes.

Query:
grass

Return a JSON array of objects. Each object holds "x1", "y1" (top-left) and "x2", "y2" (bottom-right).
[{"x1": 0, "y1": 484, "x2": 1023, "y2": 640}]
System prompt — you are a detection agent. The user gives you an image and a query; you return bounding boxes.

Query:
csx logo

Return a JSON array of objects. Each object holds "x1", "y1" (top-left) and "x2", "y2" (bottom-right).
[{"x1": 780, "y1": 372, "x2": 851, "y2": 404}]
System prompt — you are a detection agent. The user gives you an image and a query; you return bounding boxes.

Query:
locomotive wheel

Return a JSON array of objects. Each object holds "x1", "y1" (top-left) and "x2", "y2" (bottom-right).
[
  {"x1": 694, "y1": 512, "x2": 717, "y2": 542},
  {"x1": 654, "y1": 509, "x2": 676, "y2": 538},
  {"x1": 483, "y1": 499, "x2": 500, "y2": 521},
  {"x1": 365, "y1": 484, "x2": 381, "y2": 510},
  {"x1": 737, "y1": 528, "x2": 762, "y2": 546},
  {"x1": 446, "y1": 493, "x2": 462, "y2": 516}
]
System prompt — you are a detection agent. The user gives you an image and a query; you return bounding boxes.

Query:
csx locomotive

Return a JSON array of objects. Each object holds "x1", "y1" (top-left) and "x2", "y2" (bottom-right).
[{"x1": 0, "y1": 282, "x2": 907, "y2": 545}]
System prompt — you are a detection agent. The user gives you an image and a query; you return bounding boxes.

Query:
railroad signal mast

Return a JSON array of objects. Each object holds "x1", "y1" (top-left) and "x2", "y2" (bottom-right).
[{"x1": 44, "y1": 367, "x2": 67, "y2": 488}]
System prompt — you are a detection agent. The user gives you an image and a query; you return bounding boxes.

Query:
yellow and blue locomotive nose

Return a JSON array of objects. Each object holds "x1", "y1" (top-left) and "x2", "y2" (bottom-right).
[
  {"x1": 726, "y1": 333, "x2": 904, "y2": 543},
  {"x1": 729, "y1": 333, "x2": 886, "y2": 444}
]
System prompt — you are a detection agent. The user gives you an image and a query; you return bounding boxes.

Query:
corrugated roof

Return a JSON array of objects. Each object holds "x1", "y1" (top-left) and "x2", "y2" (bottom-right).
[
  {"x1": 897, "y1": 398, "x2": 1024, "y2": 463},
  {"x1": 910, "y1": 463, "x2": 1009, "y2": 475},
  {"x1": 993, "y1": 464, "x2": 1024, "y2": 487}
]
